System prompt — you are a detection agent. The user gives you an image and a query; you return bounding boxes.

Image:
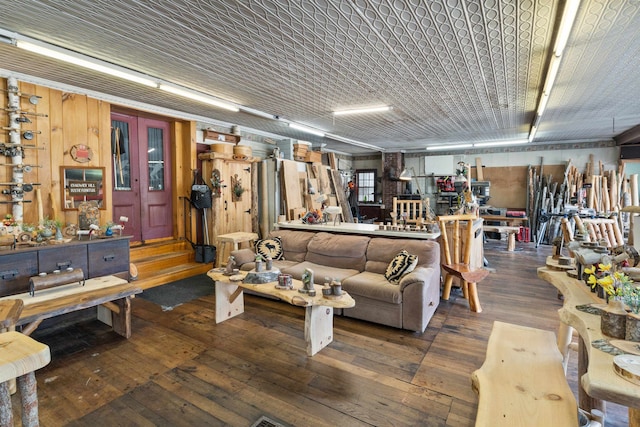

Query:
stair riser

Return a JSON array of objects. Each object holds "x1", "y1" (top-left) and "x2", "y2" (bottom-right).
[
  {"x1": 130, "y1": 242, "x2": 192, "y2": 262},
  {"x1": 135, "y1": 253, "x2": 197, "y2": 275}
]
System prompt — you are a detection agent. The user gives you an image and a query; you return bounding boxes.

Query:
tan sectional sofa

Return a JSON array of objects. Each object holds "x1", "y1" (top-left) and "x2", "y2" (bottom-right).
[{"x1": 231, "y1": 229, "x2": 441, "y2": 333}]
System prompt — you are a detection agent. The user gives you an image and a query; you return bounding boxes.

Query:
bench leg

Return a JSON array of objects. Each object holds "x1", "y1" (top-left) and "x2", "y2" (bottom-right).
[
  {"x1": 17, "y1": 372, "x2": 39, "y2": 427},
  {"x1": 507, "y1": 232, "x2": 516, "y2": 251},
  {"x1": 110, "y1": 298, "x2": 132, "y2": 339},
  {"x1": 0, "y1": 381, "x2": 13, "y2": 427},
  {"x1": 557, "y1": 322, "x2": 573, "y2": 374}
]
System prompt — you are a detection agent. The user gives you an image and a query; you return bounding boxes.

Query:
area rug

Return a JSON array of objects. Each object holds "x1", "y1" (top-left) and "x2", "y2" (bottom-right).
[{"x1": 139, "y1": 274, "x2": 213, "y2": 311}]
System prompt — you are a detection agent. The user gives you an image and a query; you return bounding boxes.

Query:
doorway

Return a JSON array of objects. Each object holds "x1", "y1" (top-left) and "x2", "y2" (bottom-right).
[{"x1": 111, "y1": 112, "x2": 173, "y2": 242}]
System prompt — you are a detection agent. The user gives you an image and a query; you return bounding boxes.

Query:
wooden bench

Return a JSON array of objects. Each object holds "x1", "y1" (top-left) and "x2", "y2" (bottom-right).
[
  {"x1": 483, "y1": 225, "x2": 520, "y2": 251},
  {"x1": 471, "y1": 321, "x2": 578, "y2": 426},
  {"x1": 0, "y1": 275, "x2": 142, "y2": 339}
]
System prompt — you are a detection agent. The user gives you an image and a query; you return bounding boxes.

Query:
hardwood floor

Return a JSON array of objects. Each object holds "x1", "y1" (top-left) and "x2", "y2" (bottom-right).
[{"x1": 16, "y1": 240, "x2": 628, "y2": 426}]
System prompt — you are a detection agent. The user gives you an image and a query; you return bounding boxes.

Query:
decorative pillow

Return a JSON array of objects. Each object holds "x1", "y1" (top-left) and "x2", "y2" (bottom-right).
[
  {"x1": 384, "y1": 250, "x2": 418, "y2": 284},
  {"x1": 255, "y1": 237, "x2": 284, "y2": 260}
]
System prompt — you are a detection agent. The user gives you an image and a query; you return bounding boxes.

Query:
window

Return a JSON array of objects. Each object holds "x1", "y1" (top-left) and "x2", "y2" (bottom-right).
[{"x1": 356, "y1": 169, "x2": 376, "y2": 202}]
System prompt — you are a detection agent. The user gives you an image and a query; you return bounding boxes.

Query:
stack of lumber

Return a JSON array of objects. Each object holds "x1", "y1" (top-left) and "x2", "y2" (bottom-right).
[
  {"x1": 527, "y1": 155, "x2": 633, "y2": 246},
  {"x1": 279, "y1": 159, "x2": 353, "y2": 223}
]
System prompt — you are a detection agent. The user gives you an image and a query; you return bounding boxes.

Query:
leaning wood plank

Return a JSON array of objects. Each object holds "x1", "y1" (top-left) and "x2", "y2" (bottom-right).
[
  {"x1": 471, "y1": 321, "x2": 577, "y2": 426},
  {"x1": 281, "y1": 159, "x2": 304, "y2": 216}
]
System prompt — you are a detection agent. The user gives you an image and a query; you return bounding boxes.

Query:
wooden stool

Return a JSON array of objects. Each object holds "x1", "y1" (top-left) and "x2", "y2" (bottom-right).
[
  {"x1": 0, "y1": 332, "x2": 50, "y2": 427},
  {"x1": 217, "y1": 232, "x2": 259, "y2": 267}
]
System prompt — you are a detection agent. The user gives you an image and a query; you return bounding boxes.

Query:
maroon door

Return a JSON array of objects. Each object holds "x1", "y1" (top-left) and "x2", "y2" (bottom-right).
[{"x1": 111, "y1": 112, "x2": 172, "y2": 242}]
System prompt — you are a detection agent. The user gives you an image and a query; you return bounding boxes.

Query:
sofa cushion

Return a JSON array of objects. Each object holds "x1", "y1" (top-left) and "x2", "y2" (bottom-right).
[
  {"x1": 282, "y1": 261, "x2": 359, "y2": 283},
  {"x1": 365, "y1": 238, "x2": 440, "y2": 274},
  {"x1": 270, "y1": 230, "x2": 316, "y2": 262},
  {"x1": 230, "y1": 248, "x2": 256, "y2": 266},
  {"x1": 304, "y1": 232, "x2": 370, "y2": 272},
  {"x1": 384, "y1": 250, "x2": 418, "y2": 284},
  {"x1": 255, "y1": 237, "x2": 284, "y2": 260},
  {"x1": 342, "y1": 271, "x2": 403, "y2": 304}
]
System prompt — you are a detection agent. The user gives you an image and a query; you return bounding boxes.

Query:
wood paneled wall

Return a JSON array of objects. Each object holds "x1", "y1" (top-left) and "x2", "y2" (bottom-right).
[{"x1": 0, "y1": 78, "x2": 196, "y2": 238}]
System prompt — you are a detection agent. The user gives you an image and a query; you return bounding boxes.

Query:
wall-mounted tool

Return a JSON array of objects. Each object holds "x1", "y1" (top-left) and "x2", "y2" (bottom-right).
[
  {"x1": 2, "y1": 108, "x2": 48, "y2": 118},
  {"x1": 0, "y1": 164, "x2": 41, "y2": 173},
  {"x1": 0, "y1": 200, "x2": 31, "y2": 204},
  {"x1": 1, "y1": 128, "x2": 41, "y2": 140},
  {"x1": 0, "y1": 182, "x2": 40, "y2": 192},
  {"x1": 0, "y1": 88, "x2": 41, "y2": 105}
]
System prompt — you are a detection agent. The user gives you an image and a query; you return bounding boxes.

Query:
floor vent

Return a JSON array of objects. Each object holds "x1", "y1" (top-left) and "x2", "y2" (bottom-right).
[{"x1": 251, "y1": 415, "x2": 285, "y2": 427}]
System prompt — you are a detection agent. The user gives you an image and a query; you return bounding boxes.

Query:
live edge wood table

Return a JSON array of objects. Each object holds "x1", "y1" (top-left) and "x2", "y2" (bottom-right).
[
  {"x1": 0, "y1": 275, "x2": 142, "y2": 338},
  {"x1": 208, "y1": 269, "x2": 355, "y2": 356},
  {"x1": 538, "y1": 266, "x2": 640, "y2": 426}
]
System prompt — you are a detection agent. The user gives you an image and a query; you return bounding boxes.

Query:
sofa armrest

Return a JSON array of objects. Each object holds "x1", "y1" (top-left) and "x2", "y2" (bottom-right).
[
  {"x1": 230, "y1": 248, "x2": 256, "y2": 266},
  {"x1": 398, "y1": 266, "x2": 433, "y2": 291}
]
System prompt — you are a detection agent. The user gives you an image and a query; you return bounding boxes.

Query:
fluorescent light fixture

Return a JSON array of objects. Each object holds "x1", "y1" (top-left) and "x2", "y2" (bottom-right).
[
  {"x1": 529, "y1": 126, "x2": 538, "y2": 142},
  {"x1": 159, "y1": 84, "x2": 239, "y2": 112},
  {"x1": 426, "y1": 144, "x2": 473, "y2": 151},
  {"x1": 399, "y1": 168, "x2": 412, "y2": 181},
  {"x1": 473, "y1": 140, "x2": 528, "y2": 148},
  {"x1": 333, "y1": 106, "x2": 391, "y2": 116},
  {"x1": 16, "y1": 40, "x2": 158, "y2": 87},
  {"x1": 240, "y1": 106, "x2": 277, "y2": 120},
  {"x1": 543, "y1": 55, "x2": 562, "y2": 95},
  {"x1": 554, "y1": 0, "x2": 581, "y2": 56},
  {"x1": 288, "y1": 122, "x2": 325, "y2": 137},
  {"x1": 537, "y1": 94, "x2": 549, "y2": 116},
  {"x1": 325, "y1": 133, "x2": 384, "y2": 151}
]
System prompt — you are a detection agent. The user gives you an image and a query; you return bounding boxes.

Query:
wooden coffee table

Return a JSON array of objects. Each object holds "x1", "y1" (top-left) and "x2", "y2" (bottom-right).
[{"x1": 207, "y1": 269, "x2": 355, "y2": 356}]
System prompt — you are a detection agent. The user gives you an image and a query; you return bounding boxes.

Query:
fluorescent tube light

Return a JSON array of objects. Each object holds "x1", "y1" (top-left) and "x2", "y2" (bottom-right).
[
  {"x1": 543, "y1": 56, "x2": 561, "y2": 95},
  {"x1": 473, "y1": 140, "x2": 528, "y2": 148},
  {"x1": 426, "y1": 144, "x2": 473, "y2": 151},
  {"x1": 325, "y1": 133, "x2": 384, "y2": 151},
  {"x1": 333, "y1": 106, "x2": 391, "y2": 116},
  {"x1": 537, "y1": 94, "x2": 549, "y2": 116},
  {"x1": 288, "y1": 123, "x2": 325, "y2": 137},
  {"x1": 554, "y1": 0, "x2": 581, "y2": 56},
  {"x1": 159, "y1": 84, "x2": 239, "y2": 112},
  {"x1": 16, "y1": 40, "x2": 158, "y2": 87},
  {"x1": 240, "y1": 106, "x2": 277, "y2": 119},
  {"x1": 529, "y1": 126, "x2": 538, "y2": 142}
]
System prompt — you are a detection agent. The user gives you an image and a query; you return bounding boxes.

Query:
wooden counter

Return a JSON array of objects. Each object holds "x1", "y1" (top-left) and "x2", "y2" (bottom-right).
[
  {"x1": 538, "y1": 267, "x2": 640, "y2": 426},
  {"x1": 275, "y1": 220, "x2": 440, "y2": 240}
]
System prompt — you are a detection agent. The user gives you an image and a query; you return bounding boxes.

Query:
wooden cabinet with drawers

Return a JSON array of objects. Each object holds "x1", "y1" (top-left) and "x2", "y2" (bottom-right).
[{"x1": 0, "y1": 236, "x2": 130, "y2": 297}]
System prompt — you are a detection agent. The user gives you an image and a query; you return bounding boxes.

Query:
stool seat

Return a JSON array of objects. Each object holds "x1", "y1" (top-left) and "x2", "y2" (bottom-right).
[
  {"x1": 217, "y1": 232, "x2": 259, "y2": 267},
  {"x1": 0, "y1": 332, "x2": 50, "y2": 427},
  {"x1": 0, "y1": 332, "x2": 50, "y2": 383}
]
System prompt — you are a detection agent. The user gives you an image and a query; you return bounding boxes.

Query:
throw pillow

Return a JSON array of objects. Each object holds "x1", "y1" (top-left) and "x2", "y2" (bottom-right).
[
  {"x1": 255, "y1": 237, "x2": 284, "y2": 260},
  {"x1": 385, "y1": 250, "x2": 418, "y2": 284}
]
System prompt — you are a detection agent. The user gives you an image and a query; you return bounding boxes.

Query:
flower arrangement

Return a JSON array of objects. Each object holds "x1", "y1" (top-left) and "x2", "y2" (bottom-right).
[{"x1": 585, "y1": 263, "x2": 633, "y2": 298}]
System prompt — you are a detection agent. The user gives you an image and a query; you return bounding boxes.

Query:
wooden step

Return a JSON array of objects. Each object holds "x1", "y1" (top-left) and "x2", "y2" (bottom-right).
[
  {"x1": 134, "y1": 250, "x2": 195, "y2": 276},
  {"x1": 130, "y1": 240, "x2": 191, "y2": 262},
  {"x1": 132, "y1": 262, "x2": 212, "y2": 290},
  {"x1": 128, "y1": 239, "x2": 213, "y2": 290}
]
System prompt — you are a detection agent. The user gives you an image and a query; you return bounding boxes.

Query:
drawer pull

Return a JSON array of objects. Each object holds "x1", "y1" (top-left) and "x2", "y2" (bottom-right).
[
  {"x1": 57, "y1": 261, "x2": 71, "y2": 269},
  {"x1": 0, "y1": 270, "x2": 18, "y2": 280},
  {"x1": 103, "y1": 254, "x2": 116, "y2": 262}
]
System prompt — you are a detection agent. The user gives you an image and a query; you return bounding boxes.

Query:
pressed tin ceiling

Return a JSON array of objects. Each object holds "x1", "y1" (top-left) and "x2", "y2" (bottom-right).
[{"x1": 0, "y1": 1, "x2": 640, "y2": 154}]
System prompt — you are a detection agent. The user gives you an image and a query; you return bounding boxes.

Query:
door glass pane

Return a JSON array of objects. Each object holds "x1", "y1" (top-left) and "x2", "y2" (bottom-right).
[
  {"x1": 147, "y1": 127, "x2": 164, "y2": 191},
  {"x1": 111, "y1": 120, "x2": 131, "y2": 190}
]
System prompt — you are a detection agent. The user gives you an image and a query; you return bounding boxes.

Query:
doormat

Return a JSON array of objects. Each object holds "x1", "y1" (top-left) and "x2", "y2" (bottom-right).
[
  {"x1": 139, "y1": 274, "x2": 213, "y2": 311},
  {"x1": 251, "y1": 416, "x2": 287, "y2": 427}
]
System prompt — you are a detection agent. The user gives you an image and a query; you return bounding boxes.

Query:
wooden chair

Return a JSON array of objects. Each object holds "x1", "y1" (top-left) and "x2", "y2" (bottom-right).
[
  {"x1": 438, "y1": 213, "x2": 489, "y2": 312},
  {"x1": 392, "y1": 197, "x2": 423, "y2": 225}
]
